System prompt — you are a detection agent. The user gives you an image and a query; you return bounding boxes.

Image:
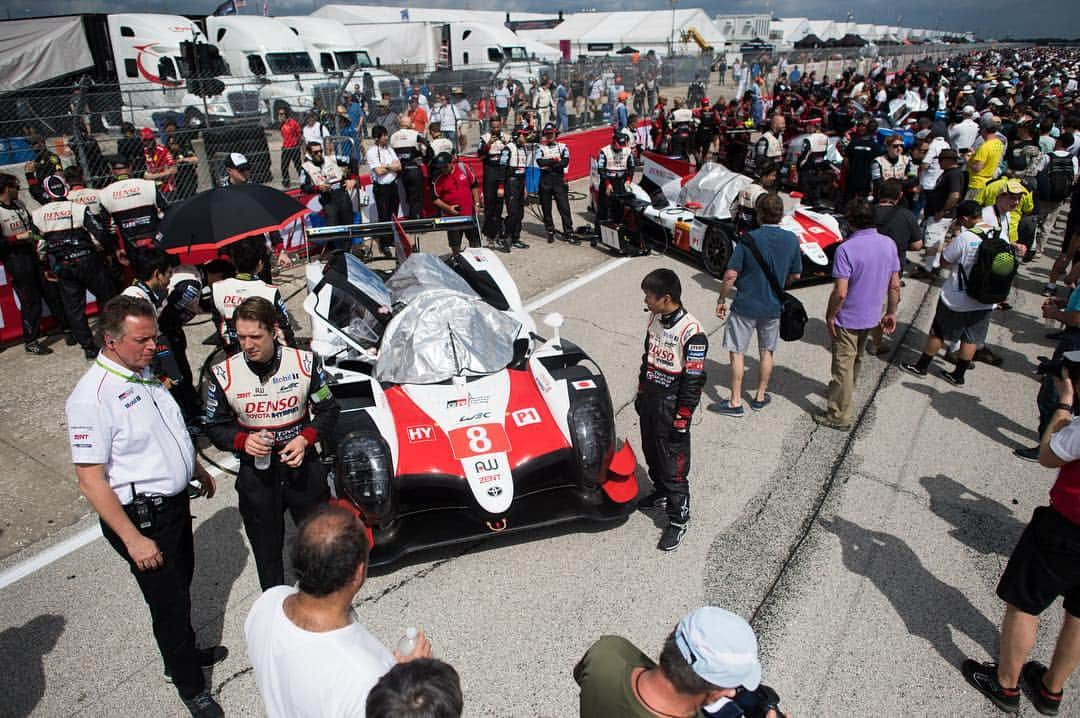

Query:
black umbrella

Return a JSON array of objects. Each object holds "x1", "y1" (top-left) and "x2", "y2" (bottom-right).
[
  {"x1": 157, "y1": 183, "x2": 311, "y2": 254},
  {"x1": 616, "y1": 46, "x2": 639, "y2": 54}
]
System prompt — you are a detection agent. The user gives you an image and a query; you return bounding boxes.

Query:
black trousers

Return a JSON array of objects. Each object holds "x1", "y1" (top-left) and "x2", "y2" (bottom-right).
[
  {"x1": 447, "y1": 222, "x2": 482, "y2": 251},
  {"x1": 539, "y1": 173, "x2": 573, "y2": 235},
  {"x1": 504, "y1": 176, "x2": 526, "y2": 240},
  {"x1": 56, "y1": 254, "x2": 114, "y2": 350},
  {"x1": 280, "y1": 146, "x2": 302, "y2": 186},
  {"x1": 482, "y1": 167, "x2": 505, "y2": 239},
  {"x1": 595, "y1": 177, "x2": 627, "y2": 230},
  {"x1": 4, "y1": 250, "x2": 66, "y2": 343},
  {"x1": 321, "y1": 188, "x2": 354, "y2": 227},
  {"x1": 636, "y1": 392, "x2": 691, "y2": 523},
  {"x1": 372, "y1": 183, "x2": 399, "y2": 250},
  {"x1": 399, "y1": 166, "x2": 424, "y2": 220},
  {"x1": 101, "y1": 492, "x2": 204, "y2": 699},
  {"x1": 236, "y1": 456, "x2": 330, "y2": 590}
]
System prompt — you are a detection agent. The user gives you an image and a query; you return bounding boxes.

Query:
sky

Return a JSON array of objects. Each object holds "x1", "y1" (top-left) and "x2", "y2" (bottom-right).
[{"x1": 4, "y1": 0, "x2": 1079, "y2": 39}]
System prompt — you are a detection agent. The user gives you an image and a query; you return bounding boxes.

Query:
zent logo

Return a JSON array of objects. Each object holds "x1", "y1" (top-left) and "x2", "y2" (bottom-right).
[{"x1": 511, "y1": 407, "x2": 542, "y2": 427}]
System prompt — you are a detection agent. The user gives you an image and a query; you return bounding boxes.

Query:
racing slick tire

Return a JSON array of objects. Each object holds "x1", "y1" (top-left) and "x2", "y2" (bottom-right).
[{"x1": 701, "y1": 222, "x2": 735, "y2": 278}]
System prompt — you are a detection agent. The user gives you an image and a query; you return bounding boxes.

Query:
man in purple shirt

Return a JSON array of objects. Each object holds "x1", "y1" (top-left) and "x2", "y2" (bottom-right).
[{"x1": 816, "y1": 198, "x2": 901, "y2": 430}]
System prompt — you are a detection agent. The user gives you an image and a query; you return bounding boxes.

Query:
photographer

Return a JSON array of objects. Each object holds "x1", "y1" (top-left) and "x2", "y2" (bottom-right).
[
  {"x1": 962, "y1": 354, "x2": 1080, "y2": 716},
  {"x1": 574, "y1": 606, "x2": 785, "y2": 718}
]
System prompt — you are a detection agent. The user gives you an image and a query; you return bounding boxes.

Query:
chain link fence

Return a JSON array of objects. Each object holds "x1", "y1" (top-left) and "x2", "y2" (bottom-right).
[{"x1": 0, "y1": 60, "x2": 710, "y2": 208}]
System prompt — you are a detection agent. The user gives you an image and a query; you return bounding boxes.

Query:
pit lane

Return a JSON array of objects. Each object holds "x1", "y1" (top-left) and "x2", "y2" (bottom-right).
[{"x1": 1, "y1": 186, "x2": 1077, "y2": 716}]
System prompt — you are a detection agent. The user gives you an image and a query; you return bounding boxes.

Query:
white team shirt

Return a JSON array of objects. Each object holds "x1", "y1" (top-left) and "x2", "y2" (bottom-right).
[
  {"x1": 245, "y1": 586, "x2": 396, "y2": 718},
  {"x1": 366, "y1": 145, "x2": 399, "y2": 185},
  {"x1": 66, "y1": 353, "x2": 195, "y2": 504}
]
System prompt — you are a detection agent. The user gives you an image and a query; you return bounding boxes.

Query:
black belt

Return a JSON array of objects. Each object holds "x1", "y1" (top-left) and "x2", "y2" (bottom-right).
[{"x1": 122, "y1": 489, "x2": 186, "y2": 511}]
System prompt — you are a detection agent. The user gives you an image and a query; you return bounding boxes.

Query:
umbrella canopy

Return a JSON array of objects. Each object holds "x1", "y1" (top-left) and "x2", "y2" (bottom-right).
[
  {"x1": 615, "y1": 46, "x2": 639, "y2": 54},
  {"x1": 156, "y1": 183, "x2": 311, "y2": 254}
]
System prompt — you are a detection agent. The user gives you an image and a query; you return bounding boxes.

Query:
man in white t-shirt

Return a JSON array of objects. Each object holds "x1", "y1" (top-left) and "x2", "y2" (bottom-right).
[
  {"x1": 903, "y1": 200, "x2": 998, "y2": 386},
  {"x1": 245, "y1": 505, "x2": 432, "y2": 718},
  {"x1": 302, "y1": 113, "x2": 332, "y2": 154},
  {"x1": 949, "y1": 106, "x2": 980, "y2": 155}
]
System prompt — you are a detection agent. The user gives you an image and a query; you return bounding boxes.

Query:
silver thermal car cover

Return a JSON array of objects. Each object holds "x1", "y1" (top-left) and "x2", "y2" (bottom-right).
[{"x1": 374, "y1": 288, "x2": 522, "y2": 384}]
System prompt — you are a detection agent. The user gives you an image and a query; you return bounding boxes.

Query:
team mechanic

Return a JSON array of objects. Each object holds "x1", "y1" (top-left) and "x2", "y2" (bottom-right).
[
  {"x1": 204, "y1": 296, "x2": 340, "y2": 590},
  {"x1": 66, "y1": 295, "x2": 225, "y2": 718},
  {"x1": 636, "y1": 269, "x2": 708, "y2": 552},
  {"x1": 97, "y1": 155, "x2": 168, "y2": 256},
  {"x1": 31, "y1": 175, "x2": 115, "y2": 359},
  {"x1": 477, "y1": 116, "x2": 508, "y2": 245},
  {"x1": 535, "y1": 122, "x2": 577, "y2": 245},
  {"x1": 390, "y1": 117, "x2": 428, "y2": 220},
  {"x1": 594, "y1": 130, "x2": 635, "y2": 247}
]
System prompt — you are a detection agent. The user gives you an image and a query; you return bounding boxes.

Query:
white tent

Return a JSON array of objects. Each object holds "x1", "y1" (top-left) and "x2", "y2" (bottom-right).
[
  {"x1": 769, "y1": 18, "x2": 812, "y2": 46},
  {"x1": 0, "y1": 16, "x2": 94, "y2": 93},
  {"x1": 519, "y1": 9, "x2": 725, "y2": 58}
]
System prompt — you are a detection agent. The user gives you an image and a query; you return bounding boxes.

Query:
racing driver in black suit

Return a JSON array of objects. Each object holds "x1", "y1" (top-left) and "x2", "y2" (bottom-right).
[{"x1": 635, "y1": 269, "x2": 708, "y2": 552}]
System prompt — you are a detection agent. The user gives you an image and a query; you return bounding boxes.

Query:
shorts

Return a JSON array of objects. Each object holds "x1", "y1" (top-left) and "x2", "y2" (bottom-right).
[
  {"x1": 722, "y1": 312, "x2": 780, "y2": 354},
  {"x1": 997, "y1": 505, "x2": 1080, "y2": 617},
  {"x1": 929, "y1": 299, "x2": 991, "y2": 346},
  {"x1": 923, "y1": 216, "x2": 950, "y2": 248}
]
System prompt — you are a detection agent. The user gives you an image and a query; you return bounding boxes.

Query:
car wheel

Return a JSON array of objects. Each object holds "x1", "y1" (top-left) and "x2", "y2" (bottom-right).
[{"x1": 701, "y1": 223, "x2": 734, "y2": 278}]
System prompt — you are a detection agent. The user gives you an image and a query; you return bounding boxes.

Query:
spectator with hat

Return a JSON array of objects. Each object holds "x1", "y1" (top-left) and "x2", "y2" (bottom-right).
[
  {"x1": 430, "y1": 152, "x2": 481, "y2": 254},
  {"x1": 222, "y1": 152, "x2": 251, "y2": 187},
  {"x1": 950, "y1": 105, "x2": 980, "y2": 157},
  {"x1": 140, "y1": 127, "x2": 177, "y2": 198},
  {"x1": 574, "y1": 606, "x2": 784, "y2": 718}
]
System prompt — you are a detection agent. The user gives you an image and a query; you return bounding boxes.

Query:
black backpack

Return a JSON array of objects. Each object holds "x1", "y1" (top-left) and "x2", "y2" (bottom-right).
[
  {"x1": 958, "y1": 229, "x2": 1018, "y2": 305},
  {"x1": 1043, "y1": 154, "x2": 1075, "y2": 201}
]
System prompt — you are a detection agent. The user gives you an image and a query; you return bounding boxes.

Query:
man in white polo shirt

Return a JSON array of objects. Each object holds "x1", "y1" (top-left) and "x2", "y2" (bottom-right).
[{"x1": 65, "y1": 295, "x2": 225, "y2": 718}]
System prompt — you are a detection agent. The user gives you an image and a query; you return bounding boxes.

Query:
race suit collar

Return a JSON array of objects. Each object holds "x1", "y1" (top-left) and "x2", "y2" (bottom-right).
[
  {"x1": 659, "y1": 306, "x2": 687, "y2": 328},
  {"x1": 245, "y1": 343, "x2": 282, "y2": 381}
]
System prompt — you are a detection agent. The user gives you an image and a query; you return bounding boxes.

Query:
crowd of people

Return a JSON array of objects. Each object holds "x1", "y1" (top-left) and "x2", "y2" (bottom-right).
[{"x1": 2, "y1": 38, "x2": 1073, "y2": 718}]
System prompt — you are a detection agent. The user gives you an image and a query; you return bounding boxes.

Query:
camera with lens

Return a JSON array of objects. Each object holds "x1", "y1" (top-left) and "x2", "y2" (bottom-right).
[
  {"x1": 705, "y1": 684, "x2": 785, "y2": 718},
  {"x1": 1036, "y1": 350, "x2": 1080, "y2": 380}
]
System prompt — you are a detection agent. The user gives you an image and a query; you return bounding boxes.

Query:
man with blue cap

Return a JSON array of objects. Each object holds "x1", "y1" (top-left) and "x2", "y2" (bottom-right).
[{"x1": 574, "y1": 606, "x2": 784, "y2": 717}]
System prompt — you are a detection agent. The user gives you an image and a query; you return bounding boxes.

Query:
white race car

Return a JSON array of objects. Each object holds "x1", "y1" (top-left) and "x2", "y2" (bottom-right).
[
  {"x1": 590, "y1": 151, "x2": 847, "y2": 278},
  {"x1": 301, "y1": 234, "x2": 637, "y2": 568}
]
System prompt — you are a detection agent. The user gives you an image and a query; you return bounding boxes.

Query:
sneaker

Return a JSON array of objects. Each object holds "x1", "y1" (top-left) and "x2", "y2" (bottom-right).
[
  {"x1": 181, "y1": 690, "x2": 224, "y2": 718},
  {"x1": 997, "y1": 302, "x2": 1013, "y2": 311},
  {"x1": 900, "y1": 361, "x2": 928, "y2": 377},
  {"x1": 500, "y1": 238, "x2": 512, "y2": 253},
  {"x1": 1022, "y1": 660, "x2": 1063, "y2": 716},
  {"x1": 813, "y1": 413, "x2": 851, "y2": 431},
  {"x1": 711, "y1": 399, "x2": 745, "y2": 417},
  {"x1": 961, "y1": 659, "x2": 1020, "y2": 713},
  {"x1": 564, "y1": 233, "x2": 581, "y2": 246},
  {"x1": 1023, "y1": 249, "x2": 1038, "y2": 263},
  {"x1": 941, "y1": 369, "x2": 965, "y2": 386},
  {"x1": 83, "y1": 346, "x2": 98, "y2": 360},
  {"x1": 749, "y1": 394, "x2": 772, "y2": 411},
  {"x1": 64, "y1": 332, "x2": 78, "y2": 346},
  {"x1": 511, "y1": 239, "x2": 529, "y2": 249},
  {"x1": 24, "y1": 341, "x2": 52, "y2": 355},
  {"x1": 1013, "y1": 446, "x2": 1041, "y2": 463},
  {"x1": 657, "y1": 522, "x2": 688, "y2": 551},
  {"x1": 166, "y1": 646, "x2": 229, "y2": 682},
  {"x1": 638, "y1": 490, "x2": 668, "y2": 510},
  {"x1": 973, "y1": 347, "x2": 1003, "y2": 366},
  {"x1": 942, "y1": 351, "x2": 975, "y2": 369},
  {"x1": 547, "y1": 232, "x2": 556, "y2": 244}
]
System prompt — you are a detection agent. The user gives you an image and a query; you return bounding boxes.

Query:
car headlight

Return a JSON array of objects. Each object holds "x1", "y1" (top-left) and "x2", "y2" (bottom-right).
[
  {"x1": 337, "y1": 431, "x2": 395, "y2": 525},
  {"x1": 207, "y1": 103, "x2": 230, "y2": 115},
  {"x1": 568, "y1": 395, "x2": 614, "y2": 490}
]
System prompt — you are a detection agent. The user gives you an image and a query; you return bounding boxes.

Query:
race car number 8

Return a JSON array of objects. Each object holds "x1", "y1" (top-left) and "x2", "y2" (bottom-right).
[{"x1": 448, "y1": 423, "x2": 510, "y2": 459}]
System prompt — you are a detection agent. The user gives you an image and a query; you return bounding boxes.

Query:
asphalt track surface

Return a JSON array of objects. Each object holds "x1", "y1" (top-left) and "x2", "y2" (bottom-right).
[{"x1": 1, "y1": 183, "x2": 1078, "y2": 716}]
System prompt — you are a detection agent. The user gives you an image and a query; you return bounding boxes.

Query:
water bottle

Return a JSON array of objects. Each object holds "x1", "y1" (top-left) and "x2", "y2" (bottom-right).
[
  {"x1": 254, "y1": 430, "x2": 273, "y2": 470},
  {"x1": 396, "y1": 627, "x2": 418, "y2": 656}
]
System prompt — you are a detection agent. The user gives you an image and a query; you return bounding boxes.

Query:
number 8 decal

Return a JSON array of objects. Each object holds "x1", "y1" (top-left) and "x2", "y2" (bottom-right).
[{"x1": 466, "y1": 425, "x2": 492, "y2": 453}]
